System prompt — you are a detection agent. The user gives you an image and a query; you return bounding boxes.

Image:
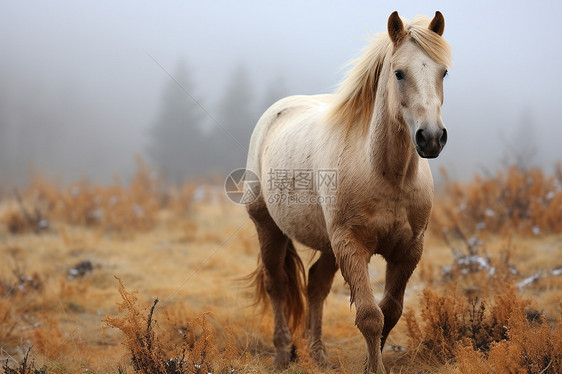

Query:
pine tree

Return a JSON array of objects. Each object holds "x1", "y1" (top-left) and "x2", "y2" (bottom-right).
[
  {"x1": 214, "y1": 65, "x2": 257, "y2": 172},
  {"x1": 147, "y1": 61, "x2": 207, "y2": 183}
]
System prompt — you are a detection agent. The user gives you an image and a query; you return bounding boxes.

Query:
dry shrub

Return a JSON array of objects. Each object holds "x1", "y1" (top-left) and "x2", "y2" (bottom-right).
[
  {"x1": 103, "y1": 277, "x2": 243, "y2": 373},
  {"x1": 3, "y1": 156, "x2": 162, "y2": 234},
  {"x1": 103, "y1": 277, "x2": 176, "y2": 373},
  {"x1": 406, "y1": 226, "x2": 562, "y2": 372},
  {"x1": 405, "y1": 286, "x2": 480, "y2": 362},
  {"x1": 47, "y1": 157, "x2": 160, "y2": 233},
  {"x1": 0, "y1": 207, "x2": 34, "y2": 234},
  {"x1": 0, "y1": 253, "x2": 43, "y2": 297},
  {"x1": 0, "y1": 194, "x2": 48, "y2": 234},
  {"x1": 0, "y1": 249, "x2": 44, "y2": 356},
  {"x1": 2, "y1": 347, "x2": 46, "y2": 374},
  {"x1": 455, "y1": 305, "x2": 562, "y2": 373},
  {"x1": 1, "y1": 156, "x2": 200, "y2": 235},
  {"x1": 405, "y1": 285, "x2": 561, "y2": 373},
  {"x1": 432, "y1": 164, "x2": 562, "y2": 236}
]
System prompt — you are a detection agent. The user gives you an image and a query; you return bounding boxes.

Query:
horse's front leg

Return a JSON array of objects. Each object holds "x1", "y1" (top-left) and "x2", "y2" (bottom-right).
[
  {"x1": 379, "y1": 240, "x2": 423, "y2": 349},
  {"x1": 333, "y1": 236, "x2": 387, "y2": 374}
]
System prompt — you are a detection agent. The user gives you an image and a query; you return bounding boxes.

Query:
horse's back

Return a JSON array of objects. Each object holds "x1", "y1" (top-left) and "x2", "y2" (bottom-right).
[{"x1": 246, "y1": 94, "x2": 333, "y2": 177}]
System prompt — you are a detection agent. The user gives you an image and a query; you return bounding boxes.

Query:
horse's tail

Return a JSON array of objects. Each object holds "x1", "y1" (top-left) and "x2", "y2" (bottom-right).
[
  {"x1": 283, "y1": 240, "x2": 306, "y2": 332},
  {"x1": 247, "y1": 259, "x2": 269, "y2": 316},
  {"x1": 249, "y1": 240, "x2": 306, "y2": 333}
]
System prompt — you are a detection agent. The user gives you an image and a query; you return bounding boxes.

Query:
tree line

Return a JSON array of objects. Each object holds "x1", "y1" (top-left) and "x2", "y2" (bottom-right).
[
  {"x1": 147, "y1": 62, "x2": 288, "y2": 184},
  {"x1": 0, "y1": 60, "x2": 288, "y2": 189}
]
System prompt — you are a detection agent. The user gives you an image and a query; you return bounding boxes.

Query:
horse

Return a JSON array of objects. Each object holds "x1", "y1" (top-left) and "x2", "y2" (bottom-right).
[{"x1": 245, "y1": 11, "x2": 452, "y2": 373}]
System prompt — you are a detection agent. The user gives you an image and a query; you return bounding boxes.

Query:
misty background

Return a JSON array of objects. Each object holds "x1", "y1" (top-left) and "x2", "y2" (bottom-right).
[{"x1": 1, "y1": 1, "x2": 561, "y2": 187}]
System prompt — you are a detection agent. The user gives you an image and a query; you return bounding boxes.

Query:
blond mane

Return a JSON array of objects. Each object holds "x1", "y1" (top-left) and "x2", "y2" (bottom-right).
[{"x1": 325, "y1": 15, "x2": 452, "y2": 133}]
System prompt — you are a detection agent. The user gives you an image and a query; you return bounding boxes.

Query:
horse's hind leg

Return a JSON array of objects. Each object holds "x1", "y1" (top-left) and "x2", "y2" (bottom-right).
[
  {"x1": 307, "y1": 251, "x2": 338, "y2": 367},
  {"x1": 248, "y1": 202, "x2": 296, "y2": 366}
]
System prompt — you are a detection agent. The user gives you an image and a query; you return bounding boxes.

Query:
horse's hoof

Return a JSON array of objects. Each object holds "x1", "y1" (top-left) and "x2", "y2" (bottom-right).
[
  {"x1": 364, "y1": 368, "x2": 387, "y2": 374},
  {"x1": 364, "y1": 364, "x2": 387, "y2": 374},
  {"x1": 273, "y1": 350, "x2": 292, "y2": 368},
  {"x1": 311, "y1": 349, "x2": 336, "y2": 369},
  {"x1": 364, "y1": 357, "x2": 387, "y2": 374}
]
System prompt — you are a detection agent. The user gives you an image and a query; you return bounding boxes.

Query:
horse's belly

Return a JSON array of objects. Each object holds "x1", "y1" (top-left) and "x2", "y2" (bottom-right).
[{"x1": 264, "y1": 190, "x2": 332, "y2": 251}]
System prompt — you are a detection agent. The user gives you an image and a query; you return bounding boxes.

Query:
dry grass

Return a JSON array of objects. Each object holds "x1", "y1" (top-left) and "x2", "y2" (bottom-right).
[{"x1": 0, "y1": 163, "x2": 561, "y2": 373}]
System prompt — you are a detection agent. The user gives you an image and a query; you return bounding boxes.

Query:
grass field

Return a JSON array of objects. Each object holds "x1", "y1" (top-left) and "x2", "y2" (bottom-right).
[{"x1": 1, "y1": 163, "x2": 561, "y2": 373}]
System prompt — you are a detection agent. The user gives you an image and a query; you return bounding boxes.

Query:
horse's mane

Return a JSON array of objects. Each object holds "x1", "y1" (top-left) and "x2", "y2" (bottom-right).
[{"x1": 325, "y1": 15, "x2": 452, "y2": 133}]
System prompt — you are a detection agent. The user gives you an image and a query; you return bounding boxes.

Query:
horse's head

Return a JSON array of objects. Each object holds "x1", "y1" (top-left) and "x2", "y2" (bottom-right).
[{"x1": 387, "y1": 11, "x2": 449, "y2": 159}]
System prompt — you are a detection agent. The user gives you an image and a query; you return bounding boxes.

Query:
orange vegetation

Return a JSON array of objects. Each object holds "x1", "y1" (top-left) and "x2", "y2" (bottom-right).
[{"x1": 0, "y1": 162, "x2": 561, "y2": 373}]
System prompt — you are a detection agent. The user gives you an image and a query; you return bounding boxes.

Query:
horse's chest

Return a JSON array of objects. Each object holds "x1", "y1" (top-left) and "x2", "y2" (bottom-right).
[{"x1": 360, "y1": 197, "x2": 429, "y2": 257}]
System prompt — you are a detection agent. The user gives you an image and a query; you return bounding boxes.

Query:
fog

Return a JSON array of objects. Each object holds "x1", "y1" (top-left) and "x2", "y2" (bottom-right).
[{"x1": 1, "y1": 1, "x2": 561, "y2": 186}]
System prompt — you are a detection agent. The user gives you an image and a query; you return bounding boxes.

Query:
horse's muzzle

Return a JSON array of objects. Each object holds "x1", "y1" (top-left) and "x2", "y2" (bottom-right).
[{"x1": 415, "y1": 127, "x2": 447, "y2": 158}]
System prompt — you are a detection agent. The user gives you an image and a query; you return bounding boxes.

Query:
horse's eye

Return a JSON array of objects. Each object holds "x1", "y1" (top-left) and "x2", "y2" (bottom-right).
[
  {"x1": 395, "y1": 70, "x2": 405, "y2": 81},
  {"x1": 443, "y1": 70, "x2": 448, "y2": 78}
]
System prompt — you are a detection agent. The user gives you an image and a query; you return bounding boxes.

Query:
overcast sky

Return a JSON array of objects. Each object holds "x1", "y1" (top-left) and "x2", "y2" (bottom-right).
[{"x1": 1, "y1": 1, "x2": 561, "y2": 182}]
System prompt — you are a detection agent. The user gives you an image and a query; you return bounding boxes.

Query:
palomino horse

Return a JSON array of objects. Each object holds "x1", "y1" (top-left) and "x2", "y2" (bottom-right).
[{"x1": 246, "y1": 11, "x2": 451, "y2": 373}]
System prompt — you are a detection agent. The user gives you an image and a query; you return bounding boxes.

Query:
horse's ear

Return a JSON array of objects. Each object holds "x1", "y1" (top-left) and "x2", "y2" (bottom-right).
[
  {"x1": 428, "y1": 11, "x2": 445, "y2": 36},
  {"x1": 387, "y1": 11, "x2": 406, "y2": 44}
]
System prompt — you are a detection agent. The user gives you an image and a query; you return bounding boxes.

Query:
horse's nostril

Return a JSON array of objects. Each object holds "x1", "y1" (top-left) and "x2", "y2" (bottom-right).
[
  {"x1": 415, "y1": 129, "x2": 427, "y2": 148},
  {"x1": 439, "y1": 128, "x2": 448, "y2": 147}
]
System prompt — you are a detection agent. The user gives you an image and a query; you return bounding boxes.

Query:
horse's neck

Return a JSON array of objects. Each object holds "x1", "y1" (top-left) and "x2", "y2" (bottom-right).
[{"x1": 368, "y1": 106, "x2": 419, "y2": 187}]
